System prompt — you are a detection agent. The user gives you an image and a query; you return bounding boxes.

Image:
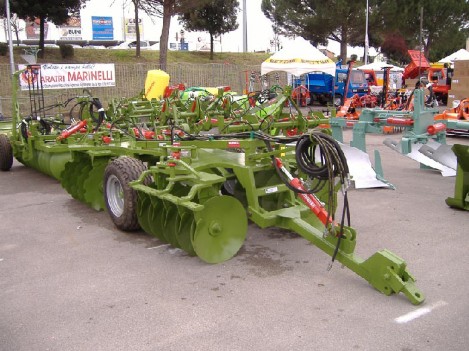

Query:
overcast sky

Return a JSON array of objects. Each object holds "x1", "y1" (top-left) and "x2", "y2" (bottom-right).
[
  {"x1": 80, "y1": 0, "x2": 277, "y2": 52},
  {"x1": 1, "y1": 0, "x2": 366, "y2": 56}
]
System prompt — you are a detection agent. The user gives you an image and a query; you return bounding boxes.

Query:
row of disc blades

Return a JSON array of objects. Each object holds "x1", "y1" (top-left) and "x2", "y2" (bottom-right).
[
  {"x1": 61, "y1": 156, "x2": 107, "y2": 211},
  {"x1": 136, "y1": 190, "x2": 248, "y2": 264}
]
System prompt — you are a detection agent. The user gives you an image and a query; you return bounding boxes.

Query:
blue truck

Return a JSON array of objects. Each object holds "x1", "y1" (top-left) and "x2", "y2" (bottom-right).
[{"x1": 293, "y1": 63, "x2": 369, "y2": 106}]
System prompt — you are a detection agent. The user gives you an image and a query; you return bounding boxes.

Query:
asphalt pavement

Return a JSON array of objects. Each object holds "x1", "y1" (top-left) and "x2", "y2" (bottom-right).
[{"x1": 1, "y1": 130, "x2": 468, "y2": 351}]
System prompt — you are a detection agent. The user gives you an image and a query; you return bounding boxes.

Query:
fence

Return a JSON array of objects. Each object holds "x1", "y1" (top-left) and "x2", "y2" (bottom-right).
[{"x1": 0, "y1": 63, "x2": 288, "y2": 118}]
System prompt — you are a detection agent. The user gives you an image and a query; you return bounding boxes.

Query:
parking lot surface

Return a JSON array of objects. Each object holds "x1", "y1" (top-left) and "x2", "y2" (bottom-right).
[{"x1": 1, "y1": 131, "x2": 468, "y2": 351}]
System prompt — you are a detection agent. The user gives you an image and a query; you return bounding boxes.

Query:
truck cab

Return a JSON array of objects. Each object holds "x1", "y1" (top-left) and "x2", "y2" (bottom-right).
[
  {"x1": 427, "y1": 64, "x2": 450, "y2": 104},
  {"x1": 293, "y1": 65, "x2": 368, "y2": 106}
]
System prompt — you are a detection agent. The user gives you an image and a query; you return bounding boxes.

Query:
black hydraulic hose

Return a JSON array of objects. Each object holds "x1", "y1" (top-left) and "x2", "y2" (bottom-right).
[
  {"x1": 91, "y1": 98, "x2": 105, "y2": 130},
  {"x1": 295, "y1": 132, "x2": 349, "y2": 183},
  {"x1": 20, "y1": 116, "x2": 32, "y2": 140},
  {"x1": 39, "y1": 118, "x2": 51, "y2": 135},
  {"x1": 20, "y1": 115, "x2": 52, "y2": 139},
  {"x1": 331, "y1": 191, "x2": 351, "y2": 263},
  {"x1": 263, "y1": 132, "x2": 349, "y2": 196}
]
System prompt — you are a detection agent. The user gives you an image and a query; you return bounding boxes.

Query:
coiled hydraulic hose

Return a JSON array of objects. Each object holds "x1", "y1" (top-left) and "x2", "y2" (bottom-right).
[
  {"x1": 271, "y1": 132, "x2": 351, "y2": 264},
  {"x1": 295, "y1": 132, "x2": 349, "y2": 189}
]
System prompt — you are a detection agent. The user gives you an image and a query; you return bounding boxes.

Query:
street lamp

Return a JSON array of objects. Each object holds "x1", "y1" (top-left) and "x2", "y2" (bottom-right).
[
  {"x1": 364, "y1": 0, "x2": 369, "y2": 64},
  {"x1": 5, "y1": 0, "x2": 15, "y2": 74},
  {"x1": 242, "y1": 0, "x2": 247, "y2": 52}
]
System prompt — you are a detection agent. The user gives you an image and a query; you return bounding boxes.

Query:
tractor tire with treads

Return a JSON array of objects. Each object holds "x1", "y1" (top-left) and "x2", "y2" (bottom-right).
[
  {"x1": 104, "y1": 156, "x2": 147, "y2": 231},
  {"x1": 0, "y1": 134, "x2": 13, "y2": 171}
]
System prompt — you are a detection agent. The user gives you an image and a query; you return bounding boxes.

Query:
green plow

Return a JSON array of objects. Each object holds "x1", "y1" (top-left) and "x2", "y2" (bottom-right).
[{"x1": 446, "y1": 144, "x2": 469, "y2": 210}]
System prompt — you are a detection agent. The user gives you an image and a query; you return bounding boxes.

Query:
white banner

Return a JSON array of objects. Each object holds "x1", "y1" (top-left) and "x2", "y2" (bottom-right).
[
  {"x1": 18, "y1": 64, "x2": 116, "y2": 90},
  {"x1": 59, "y1": 27, "x2": 83, "y2": 41}
]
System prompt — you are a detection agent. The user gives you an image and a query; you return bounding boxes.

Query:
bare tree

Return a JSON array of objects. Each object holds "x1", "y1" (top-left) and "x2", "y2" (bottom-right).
[{"x1": 2, "y1": 14, "x2": 24, "y2": 45}]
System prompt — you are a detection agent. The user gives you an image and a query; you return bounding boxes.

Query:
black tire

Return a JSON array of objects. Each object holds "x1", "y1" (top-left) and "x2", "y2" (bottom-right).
[
  {"x1": 103, "y1": 156, "x2": 147, "y2": 231},
  {"x1": 0, "y1": 134, "x2": 13, "y2": 171}
]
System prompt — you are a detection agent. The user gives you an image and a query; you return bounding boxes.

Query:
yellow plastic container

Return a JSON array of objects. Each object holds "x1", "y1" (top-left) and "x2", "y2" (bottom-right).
[{"x1": 144, "y1": 70, "x2": 170, "y2": 100}]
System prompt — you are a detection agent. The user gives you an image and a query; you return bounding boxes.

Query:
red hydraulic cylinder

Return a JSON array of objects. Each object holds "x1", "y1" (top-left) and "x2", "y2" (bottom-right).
[
  {"x1": 57, "y1": 119, "x2": 88, "y2": 141},
  {"x1": 386, "y1": 117, "x2": 414, "y2": 126},
  {"x1": 290, "y1": 178, "x2": 332, "y2": 225},
  {"x1": 274, "y1": 157, "x2": 332, "y2": 226},
  {"x1": 427, "y1": 123, "x2": 447, "y2": 135}
]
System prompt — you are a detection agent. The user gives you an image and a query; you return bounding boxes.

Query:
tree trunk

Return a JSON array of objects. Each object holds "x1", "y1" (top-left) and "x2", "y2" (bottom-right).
[
  {"x1": 424, "y1": 36, "x2": 432, "y2": 59},
  {"x1": 12, "y1": 17, "x2": 21, "y2": 46},
  {"x1": 340, "y1": 25, "x2": 348, "y2": 63},
  {"x1": 134, "y1": 1, "x2": 141, "y2": 58},
  {"x1": 159, "y1": 0, "x2": 175, "y2": 71},
  {"x1": 38, "y1": 17, "x2": 45, "y2": 59},
  {"x1": 210, "y1": 32, "x2": 214, "y2": 60}
]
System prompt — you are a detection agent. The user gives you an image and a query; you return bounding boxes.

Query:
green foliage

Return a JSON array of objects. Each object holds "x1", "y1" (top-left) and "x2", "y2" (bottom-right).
[
  {"x1": 6, "y1": 0, "x2": 85, "y2": 24},
  {"x1": 373, "y1": 0, "x2": 469, "y2": 61},
  {"x1": 261, "y1": 0, "x2": 469, "y2": 63},
  {"x1": 261, "y1": 0, "x2": 369, "y2": 62},
  {"x1": 59, "y1": 44, "x2": 74, "y2": 59},
  {"x1": 0, "y1": 43, "x2": 8, "y2": 56},
  {"x1": 3, "y1": 0, "x2": 86, "y2": 58},
  {"x1": 380, "y1": 33, "x2": 409, "y2": 64},
  {"x1": 179, "y1": 0, "x2": 239, "y2": 59}
]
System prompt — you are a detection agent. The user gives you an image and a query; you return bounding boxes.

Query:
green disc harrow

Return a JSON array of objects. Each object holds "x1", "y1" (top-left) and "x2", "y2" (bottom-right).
[{"x1": 0, "y1": 65, "x2": 425, "y2": 305}]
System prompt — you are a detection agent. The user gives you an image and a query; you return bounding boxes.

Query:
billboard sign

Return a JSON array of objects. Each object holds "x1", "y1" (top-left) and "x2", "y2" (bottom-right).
[
  {"x1": 124, "y1": 18, "x2": 143, "y2": 41},
  {"x1": 18, "y1": 64, "x2": 116, "y2": 90},
  {"x1": 25, "y1": 18, "x2": 49, "y2": 39},
  {"x1": 59, "y1": 17, "x2": 82, "y2": 41},
  {"x1": 92, "y1": 16, "x2": 114, "y2": 40}
]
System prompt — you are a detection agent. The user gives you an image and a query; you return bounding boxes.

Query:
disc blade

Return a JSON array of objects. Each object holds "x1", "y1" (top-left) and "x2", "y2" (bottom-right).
[
  {"x1": 137, "y1": 192, "x2": 153, "y2": 235},
  {"x1": 147, "y1": 197, "x2": 167, "y2": 242},
  {"x1": 192, "y1": 195, "x2": 247, "y2": 264},
  {"x1": 176, "y1": 209, "x2": 196, "y2": 255},
  {"x1": 161, "y1": 200, "x2": 180, "y2": 248},
  {"x1": 83, "y1": 159, "x2": 108, "y2": 210}
]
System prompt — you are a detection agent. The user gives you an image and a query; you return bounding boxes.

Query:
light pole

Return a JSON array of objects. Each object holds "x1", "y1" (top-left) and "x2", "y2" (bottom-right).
[
  {"x1": 364, "y1": 0, "x2": 369, "y2": 64},
  {"x1": 242, "y1": 0, "x2": 247, "y2": 52},
  {"x1": 5, "y1": 0, "x2": 15, "y2": 74}
]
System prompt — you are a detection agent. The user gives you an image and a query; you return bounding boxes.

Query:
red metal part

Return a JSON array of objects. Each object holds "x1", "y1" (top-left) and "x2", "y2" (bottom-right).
[
  {"x1": 290, "y1": 178, "x2": 331, "y2": 226},
  {"x1": 191, "y1": 100, "x2": 197, "y2": 112},
  {"x1": 291, "y1": 85, "x2": 311, "y2": 107},
  {"x1": 427, "y1": 123, "x2": 446, "y2": 135},
  {"x1": 403, "y1": 50, "x2": 430, "y2": 80},
  {"x1": 57, "y1": 119, "x2": 88, "y2": 141},
  {"x1": 274, "y1": 157, "x2": 331, "y2": 226},
  {"x1": 386, "y1": 117, "x2": 414, "y2": 126}
]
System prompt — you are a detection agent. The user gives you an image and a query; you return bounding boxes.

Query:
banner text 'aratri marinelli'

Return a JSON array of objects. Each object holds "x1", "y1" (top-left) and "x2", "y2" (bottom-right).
[{"x1": 18, "y1": 63, "x2": 116, "y2": 90}]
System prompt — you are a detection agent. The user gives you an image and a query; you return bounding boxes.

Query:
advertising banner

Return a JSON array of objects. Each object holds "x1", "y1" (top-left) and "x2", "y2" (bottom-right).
[
  {"x1": 18, "y1": 64, "x2": 116, "y2": 90},
  {"x1": 59, "y1": 17, "x2": 82, "y2": 41},
  {"x1": 25, "y1": 18, "x2": 49, "y2": 39},
  {"x1": 124, "y1": 18, "x2": 143, "y2": 41},
  {"x1": 92, "y1": 16, "x2": 114, "y2": 40}
]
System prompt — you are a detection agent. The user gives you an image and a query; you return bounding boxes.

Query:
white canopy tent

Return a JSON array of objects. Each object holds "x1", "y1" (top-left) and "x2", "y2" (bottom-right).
[
  {"x1": 438, "y1": 48, "x2": 469, "y2": 65},
  {"x1": 357, "y1": 61, "x2": 403, "y2": 72},
  {"x1": 261, "y1": 37, "x2": 336, "y2": 76}
]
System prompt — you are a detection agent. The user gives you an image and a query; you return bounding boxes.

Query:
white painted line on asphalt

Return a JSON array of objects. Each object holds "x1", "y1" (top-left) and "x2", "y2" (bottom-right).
[
  {"x1": 394, "y1": 300, "x2": 448, "y2": 324},
  {"x1": 147, "y1": 244, "x2": 171, "y2": 250},
  {"x1": 0, "y1": 258, "x2": 3, "y2": 262}
]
